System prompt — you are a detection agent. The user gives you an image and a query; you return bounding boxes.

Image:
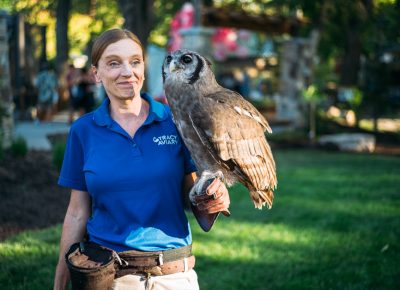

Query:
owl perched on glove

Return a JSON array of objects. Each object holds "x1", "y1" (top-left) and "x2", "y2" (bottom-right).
[{"x1": 162, "y1": 49, "x2": 277, "y2": 209}]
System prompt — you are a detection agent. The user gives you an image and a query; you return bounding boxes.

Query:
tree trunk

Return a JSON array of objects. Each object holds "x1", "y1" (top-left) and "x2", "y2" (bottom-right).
[
  {"x1": 117, "y1": 0, "x2": 155, "y2": 49},
  {"x1": 340, "y1": 28, "x2": 362, "y2": 86},
  {"x1": 56, "y1": 0, "x2": 71, "y2": 75},
  {"x1": 372, "y1": 107, "x2": 379, "y2": 133},
  {"x1": 339, "y1": 0, "x2": 371, "y2": 86},
  {"x1": 84, "y1": 0, "x2": 97, "y2": 64},
  {"x1": 203, "y1": 0, "x2": 213, "y2": 7},
  {"x1": 39, "y1": 25, "x2": 47, "y2": 65}
]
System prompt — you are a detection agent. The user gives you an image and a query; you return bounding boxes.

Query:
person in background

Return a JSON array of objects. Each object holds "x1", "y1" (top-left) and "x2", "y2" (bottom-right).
[
  {"x1": 53, "y1": 28, "x2": 230, "y2": 290},
  {"x1": 35, "y1": 62, "x2": 58, "y2": 122},
  {"x1": 68, "y1": 67, "x2": 95, "y2": 123},
  {"x1": 76, "y1": 67, "x2": 95, "y2": 113},
  {"x1": 66, "y1": 64, "x2": 78, "y2": 123}
]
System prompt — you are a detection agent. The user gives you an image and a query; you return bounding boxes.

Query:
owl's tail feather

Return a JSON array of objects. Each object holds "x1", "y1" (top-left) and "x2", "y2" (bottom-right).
[{"x1": 250, "y1": 189, "x2": 274, "y2": 209}]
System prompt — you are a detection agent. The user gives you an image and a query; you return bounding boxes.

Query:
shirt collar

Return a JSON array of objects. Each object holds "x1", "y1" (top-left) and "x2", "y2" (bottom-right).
[{"x1": 93, "y1": 92, "x2": 168, "y2": 127}]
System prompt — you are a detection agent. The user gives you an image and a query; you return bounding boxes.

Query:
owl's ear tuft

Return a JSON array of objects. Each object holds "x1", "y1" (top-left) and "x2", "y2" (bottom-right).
[{"x1": 205, "y1": 57, "x2": 212, "y2": 67}]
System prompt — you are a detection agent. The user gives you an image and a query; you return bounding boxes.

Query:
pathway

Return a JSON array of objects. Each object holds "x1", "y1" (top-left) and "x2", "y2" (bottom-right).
[{"x1": 14, "y1": 111, "x2": 71, "y2": 151}]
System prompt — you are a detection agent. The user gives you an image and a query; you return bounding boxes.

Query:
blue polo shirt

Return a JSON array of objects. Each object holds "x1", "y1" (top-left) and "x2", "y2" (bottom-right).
[{"x1": 58, "y1": 93, "x2": 196, "y2": 252}]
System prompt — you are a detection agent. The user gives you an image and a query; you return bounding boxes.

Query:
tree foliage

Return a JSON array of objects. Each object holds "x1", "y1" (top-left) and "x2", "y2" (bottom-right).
[
  {"x1": 4, "y1": 0, "x2": 123, "y2": 62},
  {"x1": 149, "y1": 0, "x2": 187, "y2": 46}
]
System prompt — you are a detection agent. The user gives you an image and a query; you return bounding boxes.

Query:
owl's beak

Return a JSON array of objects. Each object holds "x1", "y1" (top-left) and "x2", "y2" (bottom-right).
[{"x1": 169, "y1": 62, "x2": 178, "y2": 73}]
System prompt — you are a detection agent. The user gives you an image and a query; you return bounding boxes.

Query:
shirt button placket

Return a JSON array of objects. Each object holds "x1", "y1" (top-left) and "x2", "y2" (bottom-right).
[{"x1": 131, "y1": 140, "x2": 141, "y2": 157}]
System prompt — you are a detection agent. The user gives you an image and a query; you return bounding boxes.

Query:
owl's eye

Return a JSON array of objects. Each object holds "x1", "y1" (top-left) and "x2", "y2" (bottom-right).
[
  {"x1": 182, "y1": 55, "x2": 193, "y2": 64},
  {"x1": 166, "y1": 55, "x2": 172, "y2": 64}
]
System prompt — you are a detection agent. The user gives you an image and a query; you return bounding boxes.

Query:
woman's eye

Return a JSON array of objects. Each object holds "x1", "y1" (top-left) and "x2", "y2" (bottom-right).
[
  {"x1": 108, "y1": 62, "x2": 121, "y2": 68},
  {"x1": 182, "y1": 55, "x2": 192, "y2": 64},
  {"x1": 131, "y1": 60, "x2": 141, "y2": 66},
  {"x1": 166, "y1": 55, "x2": 172, "y2": 64}
]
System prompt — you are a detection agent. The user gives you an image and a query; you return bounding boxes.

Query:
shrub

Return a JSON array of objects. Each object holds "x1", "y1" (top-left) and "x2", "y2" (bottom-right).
[
  {"x1": 10, "y1": 136, "x2": 28, "y2": 158},
  {"x1": 52, "y1": 141, "x2": 66, "y2": 171}
]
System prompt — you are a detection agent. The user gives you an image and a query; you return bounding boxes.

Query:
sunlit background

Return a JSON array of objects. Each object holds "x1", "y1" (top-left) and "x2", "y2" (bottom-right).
[{"x1": 0, "y1": 1, "x2": 399, "y2": 289}]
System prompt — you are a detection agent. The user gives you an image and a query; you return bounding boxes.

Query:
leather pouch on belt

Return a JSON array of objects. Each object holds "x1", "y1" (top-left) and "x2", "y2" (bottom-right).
[{"x1": 65, "y1": 242, "x2": 116, "y2": 290}]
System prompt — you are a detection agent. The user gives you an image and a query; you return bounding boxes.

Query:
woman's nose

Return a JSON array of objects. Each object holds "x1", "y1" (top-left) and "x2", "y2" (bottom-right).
[{"x1": 121, "y1": 63, "x2": 133, "y2": 76}]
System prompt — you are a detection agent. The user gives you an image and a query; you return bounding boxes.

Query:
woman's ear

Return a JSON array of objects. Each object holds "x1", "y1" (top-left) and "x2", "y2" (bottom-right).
[{"x1": 91, "y1": 65, "x2": 102, "y2": 83}]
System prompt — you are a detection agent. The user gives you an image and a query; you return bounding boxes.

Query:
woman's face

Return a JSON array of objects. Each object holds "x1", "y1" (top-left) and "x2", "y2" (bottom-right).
[{"x1": 93, "y1": 38, "x2": 145, "y2": 101}]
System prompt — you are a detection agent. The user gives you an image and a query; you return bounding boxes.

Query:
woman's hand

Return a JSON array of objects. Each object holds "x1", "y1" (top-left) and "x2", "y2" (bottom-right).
[{"x1": 192, "y1": 177, "x2": 230, "y2": 216}]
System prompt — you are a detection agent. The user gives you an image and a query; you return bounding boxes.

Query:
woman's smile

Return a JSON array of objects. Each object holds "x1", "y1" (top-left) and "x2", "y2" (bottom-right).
[{"x1": 117, "y1": 81, "x2": 135, "y2": 87}]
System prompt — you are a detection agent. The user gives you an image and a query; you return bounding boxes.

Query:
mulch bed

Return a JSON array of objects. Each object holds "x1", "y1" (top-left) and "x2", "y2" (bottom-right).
[{"x1": 0, "y1": 150, "x2": 69, "y2": 241}]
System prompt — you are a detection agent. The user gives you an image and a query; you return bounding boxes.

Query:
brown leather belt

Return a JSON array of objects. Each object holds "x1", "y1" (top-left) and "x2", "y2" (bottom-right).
[
  {"x1": 115, "y1": 245, "x2": 195, "y2": 278},
  {"x1": 115, "y1": 255, "x2": 195, "y2": 277}
]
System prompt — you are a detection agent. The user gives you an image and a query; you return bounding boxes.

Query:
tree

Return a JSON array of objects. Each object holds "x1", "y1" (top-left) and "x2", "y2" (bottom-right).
[
  {"x1": 360, "y1": 1, "x2": 400, "y2": 131},
  {"x1": 56, "y1": 0, "x2": 72, "y2": 74},
  {"x1": 117, "y1": 0, "x2": 155, "y2": 49}
]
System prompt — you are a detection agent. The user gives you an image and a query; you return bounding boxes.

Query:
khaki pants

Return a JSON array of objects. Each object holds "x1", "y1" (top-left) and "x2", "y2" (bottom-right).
[{"x1": 111, "y1": 269, "x2": 199, "y2": 290}]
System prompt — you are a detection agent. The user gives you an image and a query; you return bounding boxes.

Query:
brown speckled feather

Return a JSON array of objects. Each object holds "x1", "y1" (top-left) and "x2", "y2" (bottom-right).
[{"x1": 189, "y1": 89, "x2": 277, "y2": 208}]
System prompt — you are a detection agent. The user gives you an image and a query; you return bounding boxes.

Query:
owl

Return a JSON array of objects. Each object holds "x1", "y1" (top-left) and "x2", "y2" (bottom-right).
[{"x1": 162, "y1": 49, "x2": 277, "y2": 209}]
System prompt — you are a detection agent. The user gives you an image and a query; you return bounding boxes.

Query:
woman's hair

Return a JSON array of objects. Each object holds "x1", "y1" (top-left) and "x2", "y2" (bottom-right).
[{"x1": 91, "y1": 29, "x2": 144, "y2": 67}]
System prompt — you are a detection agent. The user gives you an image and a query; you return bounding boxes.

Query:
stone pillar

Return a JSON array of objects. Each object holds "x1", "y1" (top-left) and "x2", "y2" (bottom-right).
[
  {"x1": 277, "y1": 39, "x2": 306, "y2": 127},
  {"x1": 0, "y1": 10, "x2": 14, "y2": 148},
  {"x1": 277, "y1": 31, "x2": 318, "y2": 129}
]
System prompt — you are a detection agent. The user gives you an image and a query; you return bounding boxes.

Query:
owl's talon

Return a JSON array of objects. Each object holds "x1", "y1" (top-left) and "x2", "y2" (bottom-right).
[{"x1": 189, "y1": 170, "x2": 226, "y2": 204}]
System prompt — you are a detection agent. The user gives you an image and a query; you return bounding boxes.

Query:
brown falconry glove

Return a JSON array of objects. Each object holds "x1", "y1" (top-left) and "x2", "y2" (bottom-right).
[{"x1": 190, "y1": 171, "x2": 230, "y2": 232}]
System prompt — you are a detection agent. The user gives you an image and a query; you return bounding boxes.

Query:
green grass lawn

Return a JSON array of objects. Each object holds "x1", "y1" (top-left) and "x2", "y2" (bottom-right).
[{"x1": 1, "y1": 149, "x2": 399, "y2": 290}]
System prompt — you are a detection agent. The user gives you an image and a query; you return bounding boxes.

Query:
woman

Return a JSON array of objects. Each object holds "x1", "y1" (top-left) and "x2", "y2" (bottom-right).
[{"x1": 53, "y1": 29, "x2": 230, "y2": 290}]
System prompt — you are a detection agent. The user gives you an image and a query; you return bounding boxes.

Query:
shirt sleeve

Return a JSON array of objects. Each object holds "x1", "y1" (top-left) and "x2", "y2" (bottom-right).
[
  {"x1": 182, "y1": 142, "x2": 197, "y2": 175},
  {"x1": 58, "y1": 126, "x2": 88, "y2": 191}
]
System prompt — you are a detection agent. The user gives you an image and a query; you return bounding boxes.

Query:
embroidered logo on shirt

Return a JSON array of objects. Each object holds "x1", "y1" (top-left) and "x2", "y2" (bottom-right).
[{"x1": 153, "y1": 135, "x2": 178, "y2": 145}]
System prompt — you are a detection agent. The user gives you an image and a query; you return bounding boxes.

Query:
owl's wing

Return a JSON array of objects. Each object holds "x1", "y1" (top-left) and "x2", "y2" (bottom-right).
[{"x1": 189, "y1": 89, "x2": 276, "y2": 190}]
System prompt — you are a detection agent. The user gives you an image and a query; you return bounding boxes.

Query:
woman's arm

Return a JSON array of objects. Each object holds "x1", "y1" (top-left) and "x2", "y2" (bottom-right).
[{"x1": 53, "y1": 189, "x2": 91, "y2": 290}]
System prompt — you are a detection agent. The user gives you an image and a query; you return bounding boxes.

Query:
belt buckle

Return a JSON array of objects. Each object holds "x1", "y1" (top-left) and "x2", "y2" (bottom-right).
[{"x1": 142, "y1": 253, "x2": 163, "y2": 276}]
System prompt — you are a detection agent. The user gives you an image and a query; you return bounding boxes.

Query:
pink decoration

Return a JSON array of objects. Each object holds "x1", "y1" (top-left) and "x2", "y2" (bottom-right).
[
  {"x1": 168, "y1": 3, "x2": 194, "y2": 52},
  {"x1": 167, "y1": 3, "x2": 255, "y2": 60}
]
